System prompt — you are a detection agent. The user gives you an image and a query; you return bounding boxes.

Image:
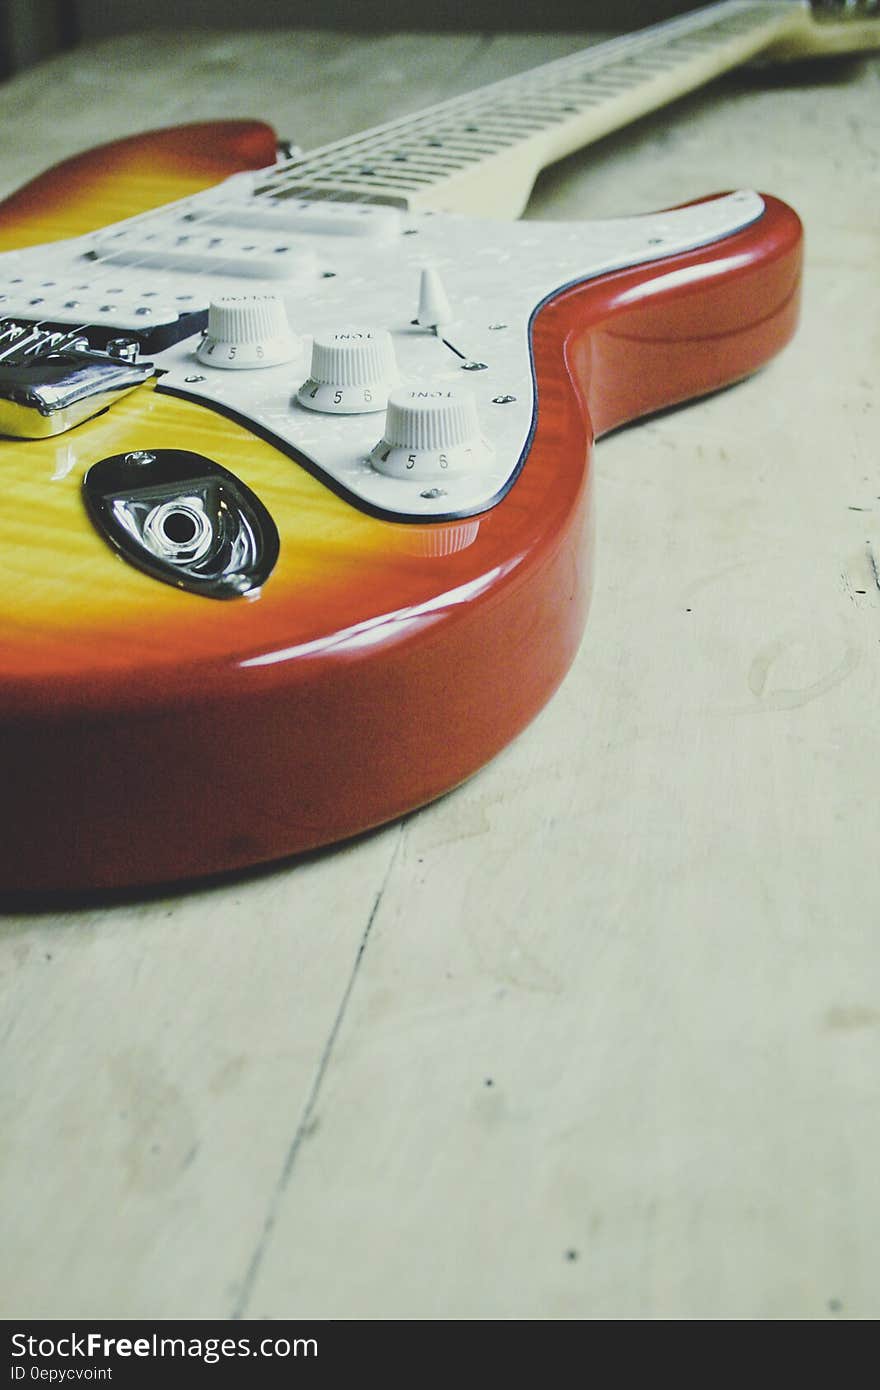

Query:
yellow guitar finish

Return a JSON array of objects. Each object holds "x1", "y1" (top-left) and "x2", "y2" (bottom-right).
[{"x1": 0, "y1": 123, "x2": 441, "y2": 680}]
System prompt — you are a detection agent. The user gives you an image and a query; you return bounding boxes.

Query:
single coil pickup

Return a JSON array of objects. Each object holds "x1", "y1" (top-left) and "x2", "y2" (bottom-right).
[
  {"x1": 88, "y1": 230, "x2": 312, "y2": 280},
  {"x1": 184, "y1": 198, "x2": 403, "y2": 239}
]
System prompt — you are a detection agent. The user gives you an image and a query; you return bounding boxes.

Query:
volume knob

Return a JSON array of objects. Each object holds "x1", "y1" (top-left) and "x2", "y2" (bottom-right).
[
  {"x1": 197, "y1": 294, "x2": 296, "y2": 369},
  {"x1": 370, "y1": 386, "x2": 493, "y2": 479},
  {"x1": 297, "y1": 329, "x2": 397, "y2": 414}
]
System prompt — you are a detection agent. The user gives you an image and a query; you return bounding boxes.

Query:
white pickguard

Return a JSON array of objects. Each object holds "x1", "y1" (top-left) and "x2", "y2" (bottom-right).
[{"x1": 0, "y1": 180, "x2": 763, "y2": 519}]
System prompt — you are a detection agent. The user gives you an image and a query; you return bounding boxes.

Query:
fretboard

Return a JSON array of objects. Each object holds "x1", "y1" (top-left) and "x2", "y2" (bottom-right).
[{"x1": 256, "y1": 2, "x2": 805, "y2": 218}]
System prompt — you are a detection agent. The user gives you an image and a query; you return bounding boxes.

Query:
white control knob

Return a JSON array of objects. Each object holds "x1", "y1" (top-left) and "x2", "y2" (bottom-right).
[
  {"x1": 297, "y1": 329, "x2": 397, "y2": 414},
  {"x1": 370, "y1": 386, "x2": 493, "y2": 479},
  {"x1": 197, "y1": 294, "x2": 296, "y2": 369}
]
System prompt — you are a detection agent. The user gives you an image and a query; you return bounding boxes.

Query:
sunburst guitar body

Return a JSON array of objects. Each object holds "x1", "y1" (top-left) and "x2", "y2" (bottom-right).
[{"x1": 0, "y1": 2, "x2": 874, "y2": 893}]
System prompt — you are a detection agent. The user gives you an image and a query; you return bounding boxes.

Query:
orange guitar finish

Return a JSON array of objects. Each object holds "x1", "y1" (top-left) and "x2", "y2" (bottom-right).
[
  {"x1": 0, "y1": 123, "x2": 802, "y2": 894},
  {"x1": 0, "y1": 120, "x2": 279, "y2": 249}
]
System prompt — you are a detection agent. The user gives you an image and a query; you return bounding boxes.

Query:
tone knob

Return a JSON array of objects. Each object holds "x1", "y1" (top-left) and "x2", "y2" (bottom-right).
[
  {"x1": 297, "y1": 329, "x2": 397, "y2": 414},
  {"x1": 369, "y1": 386, "x2": 493, "y2": 479},
  {"x1": 196, "y1": 294, "x2": 296, "y2": 369}
]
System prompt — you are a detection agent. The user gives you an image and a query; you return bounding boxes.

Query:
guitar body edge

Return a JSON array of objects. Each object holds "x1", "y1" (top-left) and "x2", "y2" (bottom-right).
[
  {"x1": 0, "y1": 127, "x2": 802, "y2": 894},
  {"x1": 0, "y1": 120, "x2": 279, "y2": 249}
]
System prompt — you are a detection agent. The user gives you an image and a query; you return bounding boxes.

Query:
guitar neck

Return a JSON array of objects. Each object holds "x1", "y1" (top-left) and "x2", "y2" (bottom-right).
[{"x1": 256, "y1": 1, "x2": 864, "y2": 219}]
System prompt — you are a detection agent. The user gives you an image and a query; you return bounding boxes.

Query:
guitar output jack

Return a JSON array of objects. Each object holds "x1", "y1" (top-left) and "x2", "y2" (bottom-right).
[
  {"x1": 143, "y1": 499, "x2": 214, "y2": 563},
  {"x1": 83, "y1": 448, "x2": 280, "y2": 599}
]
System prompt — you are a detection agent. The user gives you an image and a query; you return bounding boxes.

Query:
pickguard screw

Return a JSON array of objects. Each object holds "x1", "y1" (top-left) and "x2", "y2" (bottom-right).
[
  {"x1": 462, "y1": 361, "x2": 488, "y2": 371},
  {"x1": 420, "y1": 487, "x2": 447, "y2": 498},
  {"x1": 184, "y1": 374, "x2": 206, "y2": 383},
  {"x1": 489, "y1": 323, "x2": 507, "y2": 330},
  {"x1": 492, "y1": 394, "x2": 516, "y2": 404}
]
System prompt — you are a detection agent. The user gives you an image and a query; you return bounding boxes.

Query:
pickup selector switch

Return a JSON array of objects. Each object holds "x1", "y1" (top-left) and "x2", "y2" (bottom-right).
[
  {"x1": 370, "y1": 386, "x2": 493, "y2": 479},
  {"x1": 197, "y1": 294, "x2": 297, "y2": 369},
  {"x1": 297, "y1": 329, "x2": 397, "y2": 414}
]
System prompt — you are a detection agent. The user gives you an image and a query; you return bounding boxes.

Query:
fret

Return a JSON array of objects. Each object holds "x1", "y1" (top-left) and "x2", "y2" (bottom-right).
[
  {"x1": 460, "y1": 117, "x2": 555, "y2": 136},
  {"x1": 332, "y1": 170, "x2": 434, "y2": 189},
  {"x1": 483, "y1": 102, "x2": 563, "y2": 119},
  {"x1": 397, "y1": 143, "x2": 488, "y2": 161},
  {"x1": 376, "y1": 155, "x2": 472, "y2": 174},
  {"x1": 422, "y1": 137, "x2": 509, "y2": 156},
  {"x1": 336, "y1": 125, "x2": 509, "y2": 158},
  {"x1": 502, "y1": 101, "x2": 583, "y2": 121},
  {"x1": 570, "y1": 69, "x2": 650, "y2": 91},
  {"x1": 614, "y1": 58, "x2": 679, "y2": 74}
]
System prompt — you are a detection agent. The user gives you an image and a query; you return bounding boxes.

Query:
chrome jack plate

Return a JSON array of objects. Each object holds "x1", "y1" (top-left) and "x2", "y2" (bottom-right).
[{"x1": 84, "y1": 449, "x2": 279, "y2": 599}]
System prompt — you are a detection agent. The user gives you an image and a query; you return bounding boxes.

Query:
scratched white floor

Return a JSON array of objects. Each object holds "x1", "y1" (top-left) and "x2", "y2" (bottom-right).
[{"x1": 0, "y1": 27, "x2": 878, "y2": 1321}]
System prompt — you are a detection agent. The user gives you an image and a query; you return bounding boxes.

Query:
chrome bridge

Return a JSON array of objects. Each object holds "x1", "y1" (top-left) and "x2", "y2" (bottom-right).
[{"x1": 0, "y1": 321, "x2": 154, "y2": 439}]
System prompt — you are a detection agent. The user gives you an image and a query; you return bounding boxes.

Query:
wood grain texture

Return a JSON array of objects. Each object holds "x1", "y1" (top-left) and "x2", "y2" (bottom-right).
[{"x1": 0, "y1": 26, "x2": 878, "y2": 1320}]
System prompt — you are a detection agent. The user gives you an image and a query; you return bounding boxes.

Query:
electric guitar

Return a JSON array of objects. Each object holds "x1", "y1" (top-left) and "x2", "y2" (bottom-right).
[{"x1": 0, "y1": 1, "x2": 876, "y2": 894}]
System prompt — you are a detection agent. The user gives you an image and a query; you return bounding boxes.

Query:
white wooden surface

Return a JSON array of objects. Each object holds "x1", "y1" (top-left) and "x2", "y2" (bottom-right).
[{"x1": 0, "y1": 28, "x2": 878, "y2": 1321}]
